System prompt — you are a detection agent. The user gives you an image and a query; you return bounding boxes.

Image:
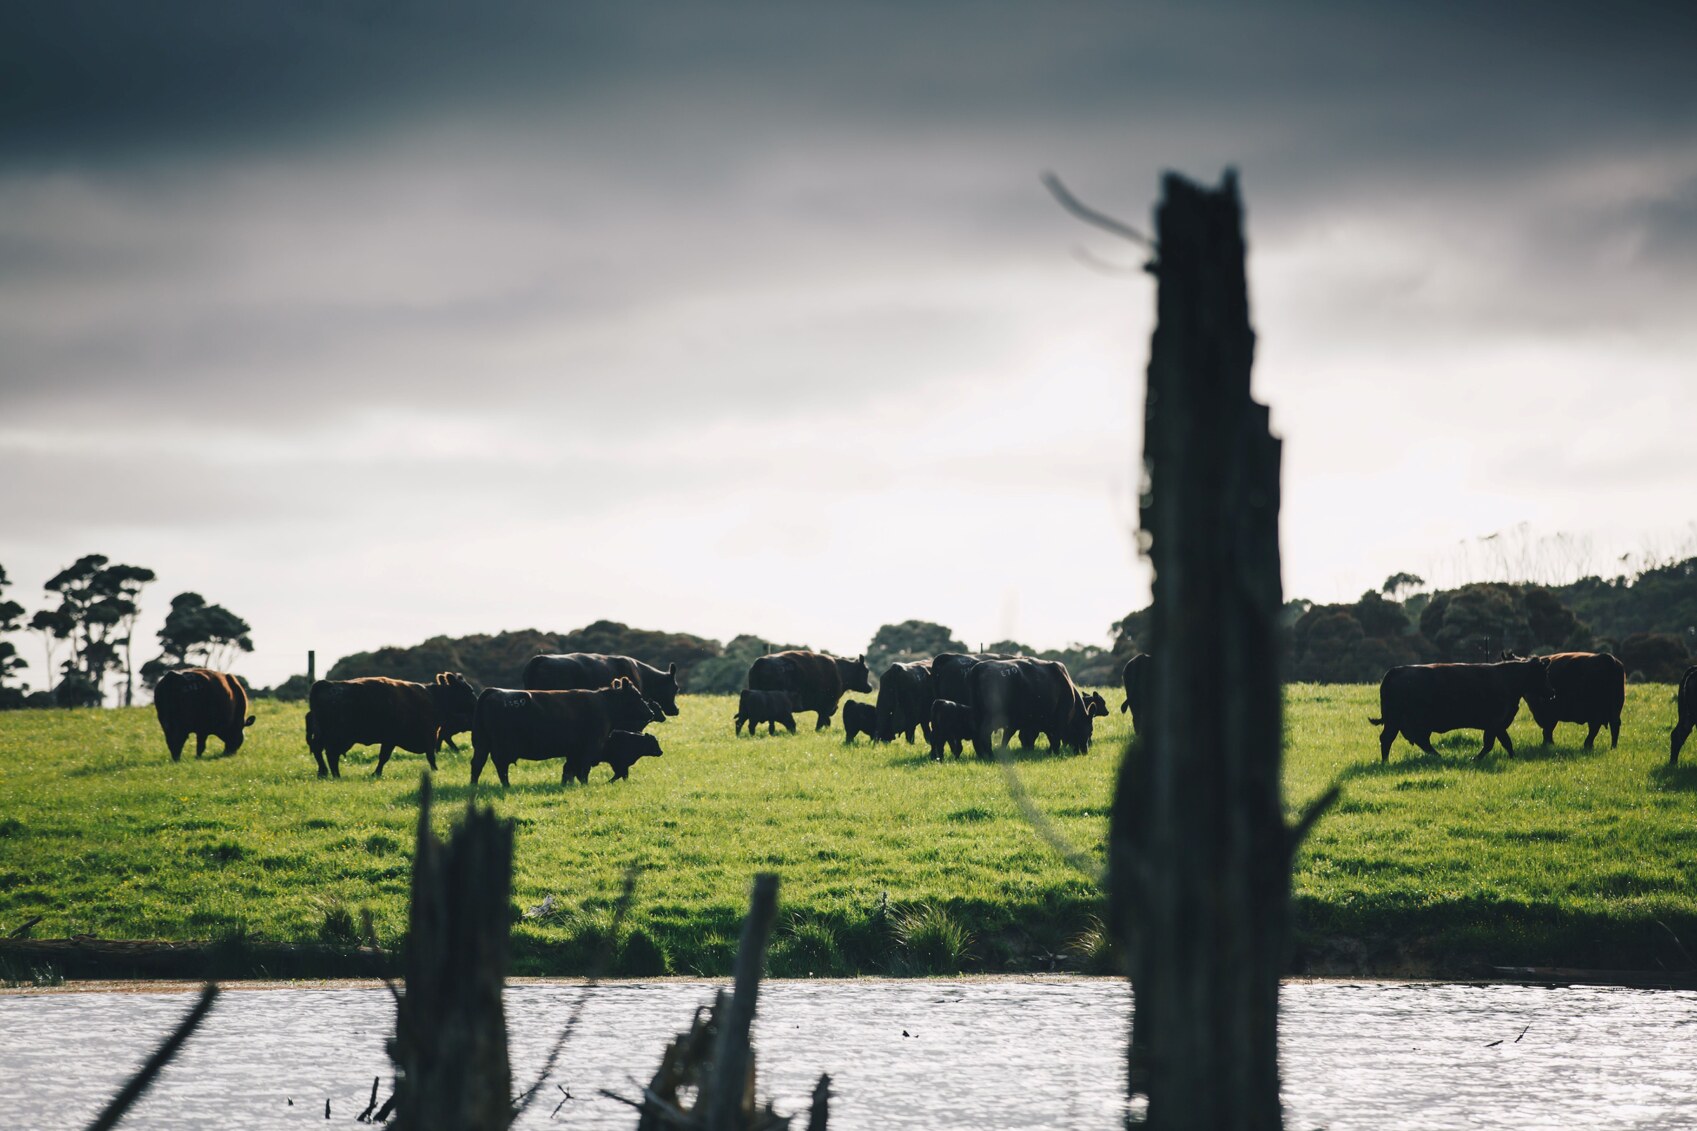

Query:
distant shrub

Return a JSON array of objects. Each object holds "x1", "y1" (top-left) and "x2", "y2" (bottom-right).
[{"x1": 770, "y1": 915, "x2": 847, "y2": 977}]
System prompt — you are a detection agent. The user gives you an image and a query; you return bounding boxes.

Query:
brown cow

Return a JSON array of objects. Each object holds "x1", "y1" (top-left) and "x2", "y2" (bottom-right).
[
  {"x1": 745, "y1": 650, "x2": 871, "y2": 730},
  {"x1": 154, "y1": 668, "x2": 254, "y2": 761},
  {"x1": 305, "y1": 673, "x2": 478, "y2": 779},
  {"x1": 1506, "y1": 650, "x2": 1625, "y2": 750},
  {"x1": 1370, "y1": 657, "x2": 1552, "y2": 762},
  {"x1": 1672, "y1": 665, "x2": 1697, "y2": 765},
  {"x1": 469, "y1": 678, "x2": 663, "y2": 785}
]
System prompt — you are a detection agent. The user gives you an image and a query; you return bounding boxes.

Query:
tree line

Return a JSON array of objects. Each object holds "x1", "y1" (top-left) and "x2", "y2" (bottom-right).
[
  {"x1": 0, "y1": 556, "x2": 253, "y2": 709},
  {"x1": 5, "y1": 553, "x2": 1690, "y2": 709},
  {"x1": 313, "y1": 556, "x2": 1697, "y2": 695}
]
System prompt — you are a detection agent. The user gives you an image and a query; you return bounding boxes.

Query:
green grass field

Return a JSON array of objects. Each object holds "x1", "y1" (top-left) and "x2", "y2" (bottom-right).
[{"x1": 1, "y1": 685, "x2": 1693, "y2": 979}]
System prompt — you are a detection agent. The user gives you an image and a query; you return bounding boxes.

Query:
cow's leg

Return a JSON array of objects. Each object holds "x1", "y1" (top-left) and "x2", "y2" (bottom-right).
[
  {"x1": 1378, "y1": 725, "x2": 1396, "y2": 763},
  {"x1": 1410, "y1": 731, "x2": 1440, "y2": 759},
  {"x1": 815, "y1": 712, "x2": 831, "y2": 732},
  {"x1": 424, "y1": 740, "x2": 439, "y2": 772},
  {"x1": 469, "y1": 745, "x2": 487, "y2": 784},
  {"x1": 495, "y1": 758, "x2": 511, "y2": 787},
  {"x1": 1584, "y1": 722, "x2": 1602, "y2": 751},
  {"x1": 311, "y1": 746, "x2": 328, "y2": 778},
  {"x1": 733, "y1": 714, "x2": 744, "y2": 736},
  {"x1": 374, "y1": 743, "x2": 394, "y2": 778},
  {"x1": 1608, "y1": 717, "x2": 1621, "y2": 749},
  {"x1": 1473, "y1": 730, "x2": 1497, "y2": 761},
  {"x1": 1673, "y1": 719, "x2": 1694, "y2": 765},
  {"x1": 784, "y1": 716, "x2": 796, "y2": 735},
  {"x1": 194, "y1": 733, "x2": 208, "y2": 758},
  {"x1": 328, "y1": 745, "x2": 348, "y2": 779},
  {"x1": 440, "y1": 732, "x2": 462, "y2": 754},
  {"x1": 167, "y1": 730, "x2": 187, "y2": 762},
  {"x1": 1541, "y1": 722, "x2": 1556, "y2": 746},
  {"x1": 767, "y1": 719, "x2": 777, "y2": 736}
]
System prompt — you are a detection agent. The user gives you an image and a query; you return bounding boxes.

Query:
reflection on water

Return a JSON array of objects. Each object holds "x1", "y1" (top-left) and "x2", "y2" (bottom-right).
[{"x1": 3, "y1": 979, "x2": 1695, "y2": 1130}]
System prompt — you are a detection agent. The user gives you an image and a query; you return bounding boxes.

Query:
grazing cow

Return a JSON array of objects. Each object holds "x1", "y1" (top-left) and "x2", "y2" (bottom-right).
[
  {"x1": 1120, "y1": 653, "x2": 1151, "y2": 734},
  {"x1": 966, "y1": 658, "x2": 1094, "y2": 758},
  {"x1": 929, "y1": 699, "x2": 974, "y2": 760},
  {"x1": 153, "y1": 668, "x2": 254, "y2": 761},
  {"x1": 522, "y1": 653, "x2": 680, "y2": 717},
  {"x1": 875, "y1": 660, "x2": 935, "y2": 743},
  {"x1": 1673, "y1": 665, "x2": 1697, "y2": 765},
  {"x1": 841, "y1": 700, "x2": 877, "y2": 743},
  {"x1": 1369, "y1": 657, "x2": 1552, "y2": 763},
  {"x1": 931, "y1": 652, "x2": 1014, "y2": 704},
  {"x1": 469, "y1": 678, "x2": 663, "y2": 785},
  {"x1": 596, "y1": 731, "x2": 664, "y2": 781},
  {"x1": 745, "y1": 650, "x2": 871, "y2": 730},
  {"x1": 305, "y1": 673, "x2": 478, "y2": 779},
  {"x1": 1082, "y1": 691, "x2": 1109, "y2": 718},
  {"x1": 734, "y1": 690, "x2": 796, "y2": 736},
  {"x1": 1504, "y1": 650, "x2": 1625, "y2": 750}
]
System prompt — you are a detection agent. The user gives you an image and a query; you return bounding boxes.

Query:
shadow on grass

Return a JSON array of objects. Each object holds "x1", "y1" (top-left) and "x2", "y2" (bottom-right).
[{"x1": 1648, "y1": 761, "x2": 1697, "y2": 792}]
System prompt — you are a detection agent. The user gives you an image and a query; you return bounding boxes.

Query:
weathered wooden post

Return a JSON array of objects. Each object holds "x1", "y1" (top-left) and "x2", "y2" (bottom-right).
[
  {"x1": 307, "y1": 650, "x2": 316, "y2": 685},
  {"x1": 389, "y1": 776, "x2": 515, "y2": 1131},
  {"x1": 1107, "y1": 170, "x2": 1330, "y2": 1131}
]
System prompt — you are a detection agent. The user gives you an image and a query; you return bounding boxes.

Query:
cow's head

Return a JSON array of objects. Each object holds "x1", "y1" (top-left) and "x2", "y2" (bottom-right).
[
  {"x1": 607, "y1": 677, "x2": 664, "y2": 730},
  {"x1": 1082, "y1": 691, "x2": 1109, "y2": 718},
  {"x1": 647, "y1": 662, "x2": 681, "y2": 718},
  {"x1": 1502, "y1": 653, "x2": 1555, "y2": 703},
  {"x1": 431, "y1": 672, "x2": 480, "y2": 734},
  {"x1": 839, "y1": 653, "x2": 873, "y2": 694}
]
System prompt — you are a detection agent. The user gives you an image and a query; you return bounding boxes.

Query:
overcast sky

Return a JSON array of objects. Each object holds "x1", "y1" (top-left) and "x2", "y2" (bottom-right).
[{"x1": 3, "y1": 1, "x2": 1694, "y2": 691}]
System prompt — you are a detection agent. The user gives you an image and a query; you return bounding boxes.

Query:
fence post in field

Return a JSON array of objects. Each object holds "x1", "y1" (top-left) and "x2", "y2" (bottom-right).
[
  {"x1": 1107, "y1": 170, "x2": 1327, "y2": 1131},
  {"x1": 307, "y1": 650, "x2": 315, "y2": 685},
  {"x1": 389, "y1": 775, "x2": 515, "y2": 1131}
]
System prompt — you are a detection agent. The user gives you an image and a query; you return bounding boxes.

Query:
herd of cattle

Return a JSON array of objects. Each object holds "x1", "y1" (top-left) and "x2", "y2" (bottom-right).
[{"x1": 148, "y1": 648, "x2": 1697, "y2": 783}]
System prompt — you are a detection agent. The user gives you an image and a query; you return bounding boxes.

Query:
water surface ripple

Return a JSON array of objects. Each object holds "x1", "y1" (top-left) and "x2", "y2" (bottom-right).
[{"x1": 3, "y1": 980, "x2": 1694, "y2": 1129}]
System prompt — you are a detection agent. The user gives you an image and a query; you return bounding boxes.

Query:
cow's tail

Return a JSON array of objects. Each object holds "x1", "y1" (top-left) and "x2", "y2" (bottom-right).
[
  {"x1": 471, "y1": 687, "x2": 502, "y2": 748},
  {"x1": 1367, "y1": 716, "x2": 1384, "y2": 726},
  {"x1": 304, "y1": 711, "x2": 316, "y2": 747}
]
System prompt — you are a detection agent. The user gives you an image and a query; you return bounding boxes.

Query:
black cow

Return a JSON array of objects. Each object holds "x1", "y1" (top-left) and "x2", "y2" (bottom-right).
[
  {"x1": 841, "y1": 700, "x2": 877, "y2": 744},
  {"x1": 1370, "y1": 657, "x2": 1552, "y2": 762},
  {"x1": 1672, "y1": 665, "x2": 1697, "y2": 765},
  {"x1": 597, "y1": 731, "x2": 664, "y2": 781},
  {"x1": 931, "y1": 652, "x2": 1014, "y2": 704},
  {"x1": 1082, "y1": 691, "x2": 1108, "y2": 718},
  {"x1": 469, "y1": 678, "x2": 663, "y2": 785},
  {"x1": 966, "y1": 658, "x2": 1094, "y2": 758},
  {"x1": 1120, "y1": 653, "x2": 1150, "y2": 734},
  {"x1": 154, "y1": 668, "x2": 255, "y2": 761},
  {"x1": 875, "y1": 660, "x2": 935, "y2": 743},
  {"x1": 306, "y1": 673, "x2": 479, "y2": 779},
  {"x1": 522, "y1": 653, "x2": 680, "y2": 717},
  {"x1": 929, "y1": 699, "x2": 973, "y2": 760},
  {"x1": 1505, "y1": 650, "x2": 1625, "y2": 750},
  {"x1": 745, "y1": 650, "x2": 871, "y2": 730},
  {"x1": 734, "y1": 689, "x2": 796, "y2": 736}
]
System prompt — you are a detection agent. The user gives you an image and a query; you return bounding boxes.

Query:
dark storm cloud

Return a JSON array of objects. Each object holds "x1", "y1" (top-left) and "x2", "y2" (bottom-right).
[{"x1": 6, "y1": 2, "x2": 1692, "y2": 172}]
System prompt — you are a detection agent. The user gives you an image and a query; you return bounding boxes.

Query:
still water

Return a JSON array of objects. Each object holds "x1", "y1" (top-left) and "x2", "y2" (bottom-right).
[{"x1": 3, "y1": 979, "x2": 1695, "y2": 1129}]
